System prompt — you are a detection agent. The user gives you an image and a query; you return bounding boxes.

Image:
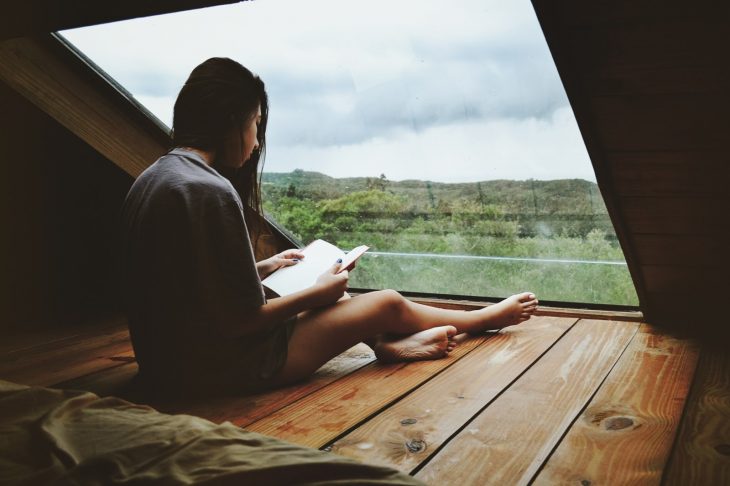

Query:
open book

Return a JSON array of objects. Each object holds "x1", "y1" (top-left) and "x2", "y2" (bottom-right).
[{"x1": 261, "y1": 239, "x2": 369, "y2": 297}]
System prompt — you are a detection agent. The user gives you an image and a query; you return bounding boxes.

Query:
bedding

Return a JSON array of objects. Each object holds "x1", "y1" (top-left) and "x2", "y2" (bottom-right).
[{"x1": 0, "y1": 380, "x2": 423, "y2": 485}]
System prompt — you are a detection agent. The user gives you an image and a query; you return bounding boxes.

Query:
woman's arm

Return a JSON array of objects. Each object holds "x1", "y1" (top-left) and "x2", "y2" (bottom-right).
[
  {"x1": 256, "y1": 248, "x2": 306, "y2": 279},
  {"x1": 220, "y1": 262, "x2": 349, "y2": 337}
]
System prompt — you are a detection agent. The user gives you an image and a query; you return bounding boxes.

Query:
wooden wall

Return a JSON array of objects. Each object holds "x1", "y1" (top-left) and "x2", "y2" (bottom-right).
[
  {"x1": 532, "y1": 1, "x2": 730, "y2": 341},
  {"x1": 0, "y1": 80, "x2": 134, "y2": 332}
]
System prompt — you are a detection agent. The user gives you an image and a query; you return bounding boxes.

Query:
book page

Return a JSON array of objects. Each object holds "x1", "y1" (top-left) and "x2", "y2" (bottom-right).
[
  {"x1": 340, "y1": 245, "x2": 369, "y2": 271},
  {"x1": 261, "y1": 240, "x2": 345, "y2": 297}
]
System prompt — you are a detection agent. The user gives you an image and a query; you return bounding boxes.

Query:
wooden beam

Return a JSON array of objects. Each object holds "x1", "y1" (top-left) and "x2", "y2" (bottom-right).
[
  {"x1": 2, "y1": 1, "x2": 242, "y2": 41},
  {"x1": 0, "y1": 34, "x2": 169, "y2": 177}
]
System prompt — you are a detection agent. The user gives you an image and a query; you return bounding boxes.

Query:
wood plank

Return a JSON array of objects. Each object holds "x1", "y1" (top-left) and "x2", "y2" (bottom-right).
[
  {"x1": 664, "y1": 348, "x2": 730, "y2": 485},
  {"x1": 533, "y1": 324, "x2": 699, "y2": 485},
  {"x1": 632, "y1": 234, "x2": 725, "y2": 267},
  {"x1": 329, "y1": 317, "x2": 577, "y2": 472},
  {"x1": 563, "y1": 19, "x2": 726, "y2": 70},
  {"x1": 0, "y1": 316, "x2": 126, "y2": 355},
  {"x1": 582, "y1": 65, "x2": 728, "y2": 98},
  {"x1": 245, "y1": 334, "x2": 490, "y2": 448},
  {"x1": 554, "y1": 3, "x2": 728, "y2": 28},
  {"x1": 641, "y1": 264, "x2": 729, "y2": 295},
  {"x1": 55, "y1": 361, "x2": 140, "y2": 398},
  {"x1": 621, "y1": 196, "x2": 729, "y2": 235},
  {"x1": 55, "y1": 342, "x2": 376, "y2": 425},
  {"x1": 591, "y1": 94, "x2": 730, "y2": 152},
  {"x1": 415, "y1": 319, "x2": 639, "y2": 485},
  {"x1": 0, "y1": 35, "x2": 168, "y2": 178},
  {"x1": 609, "y1": 151, "x2": 730, "y2": 198},
  {"x1": 155, "y1": 343, "x2": 376, "y2": 426},
  {"x1": 641, "y1": 292, "x2": 728, "y2": 338},
  {"x1": 0, "y1": 326, "x2": 132, "y2": 387}
]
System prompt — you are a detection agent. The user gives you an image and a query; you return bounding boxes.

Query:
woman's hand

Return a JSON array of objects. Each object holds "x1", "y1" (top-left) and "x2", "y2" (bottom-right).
[
  {"x1": 256, "y1": 249, "x2": 305, "y2": 279},
  {"x1": 311, "y1": 261, "x2": 349, "y2": 307}
]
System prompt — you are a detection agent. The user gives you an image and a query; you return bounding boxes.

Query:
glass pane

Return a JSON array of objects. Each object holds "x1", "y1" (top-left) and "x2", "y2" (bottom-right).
[{"x1": 62, "y1": 0, "x2": 639, "y2": 306}]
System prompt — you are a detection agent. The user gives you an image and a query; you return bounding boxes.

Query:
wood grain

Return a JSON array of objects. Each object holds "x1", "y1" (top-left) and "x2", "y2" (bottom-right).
[
  {"x1": 533, "y1": 324, "x2": 699, "y2": 485},
  {"x1": 155, "y1": 343, "x2": 376, "y2": 426},
  {"x1": 664, "y1": 348, "x2": 730, "y2": 485},
  {"x1": 0, "y1": 316, "x2": 127, "y2": 355},
  {"x1": 0, "y1": 35, "x2": 167, "y2": 178},
  {"x1": 245, "y1": 334, "x2": 490, "y2": 448},
  {"x1": 415, "y1": 319, "x2": 639, "y2": 485},
  {"x1": 620, "y1": 196, "x2": 729, "y2": 236},
  {"x1": 55, "y1": 361, "x2": 139, "y2": 398},
  {"x1": 329, "y1": 317, "x2": 577, "y2": 472},
  {"x1": 591, "y1": 94, "x2": 729, "y2": 152},
  {"x1": 641, "y1": 264, "x2": 729, "y2": 295},
  {"x1": 609, "y1": 151, "x2": 730, "y2": 198},
  {"x1": 0, "y1": 325, "x2": 133, "y2": 386},
  {"x1": 632, "y1": 234, "x2": 726, "y2": 267}
]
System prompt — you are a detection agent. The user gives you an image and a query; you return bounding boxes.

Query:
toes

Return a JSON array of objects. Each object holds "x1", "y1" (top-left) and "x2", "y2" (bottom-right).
[
  {"x1": 517, "y1": 292, "x2": 536, "y2": 302},
  {"x1": 445, "y1": 325, "x2": 458, "y2": 338}
]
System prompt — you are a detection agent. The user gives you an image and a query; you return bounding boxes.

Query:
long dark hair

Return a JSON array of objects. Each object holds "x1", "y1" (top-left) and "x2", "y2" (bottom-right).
[{"x1": 172, "y1": 57, "x2": 269, "y2": 240}]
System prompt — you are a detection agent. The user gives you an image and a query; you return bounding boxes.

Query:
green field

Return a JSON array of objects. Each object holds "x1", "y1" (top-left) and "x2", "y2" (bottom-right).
[{"x1": 262, "y1": 171, "x2": 639, "y2": 306}]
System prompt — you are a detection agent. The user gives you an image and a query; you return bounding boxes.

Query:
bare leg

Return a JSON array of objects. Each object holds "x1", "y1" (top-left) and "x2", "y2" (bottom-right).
[{"x1": 269, "y1": 290, "x2": 537, "y2": 386}]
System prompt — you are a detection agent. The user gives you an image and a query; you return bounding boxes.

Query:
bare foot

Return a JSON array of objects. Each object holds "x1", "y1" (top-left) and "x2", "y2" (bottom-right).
[
  {"x1": 374, "y1": 325, "x2": 458, "y2": 363},
  {"x1": 473, "y1": 292, "x2": 538, "y2": 332}
]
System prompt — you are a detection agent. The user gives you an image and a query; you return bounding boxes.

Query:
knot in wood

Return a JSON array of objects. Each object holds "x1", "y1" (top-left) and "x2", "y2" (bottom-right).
[
  {"x1": 406, "y1": 439, "x2": 426, "y2": 453},
  {"x1": 400, "y1": 418, "x2": 418, "y2": 426},
  {"x1": 581, "y1": 480, "x2": 592, "y2": 486},
  {"x1": 605, "y1": 417, "x2": 634, "y2": 431},
  {"x1": 715, "y1": 444, "x2": 730, "y2": 456}
]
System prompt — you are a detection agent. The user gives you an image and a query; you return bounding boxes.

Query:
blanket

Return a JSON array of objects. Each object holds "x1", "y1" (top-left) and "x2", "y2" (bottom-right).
[{"x1": 0, "y1": 380, "x2": 423, "y2": 485}]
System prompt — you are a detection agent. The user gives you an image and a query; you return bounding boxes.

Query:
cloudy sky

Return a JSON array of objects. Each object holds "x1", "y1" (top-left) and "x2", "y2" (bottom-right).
[{"x1": 62, "y1": 0, "x2": 595, "y2": 183}]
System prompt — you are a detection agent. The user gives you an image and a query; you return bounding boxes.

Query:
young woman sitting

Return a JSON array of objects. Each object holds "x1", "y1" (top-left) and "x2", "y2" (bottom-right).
[{"x1": 121, "y1": 57, "x2": 538, "y2": 394}]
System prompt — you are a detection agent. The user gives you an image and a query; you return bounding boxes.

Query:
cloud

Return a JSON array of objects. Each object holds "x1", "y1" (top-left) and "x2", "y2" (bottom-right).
[
  {"x1": 61, "y1": 0, "x2": 594, "y2": 182},
  {"x1": 265, "y1": 106, "x2": 594, "y2": 182}
]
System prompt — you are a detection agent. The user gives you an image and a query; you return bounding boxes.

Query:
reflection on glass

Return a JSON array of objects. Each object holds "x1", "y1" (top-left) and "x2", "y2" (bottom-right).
[{"x1": 262, "y1": 175, "x2": 638, "y2": 305}]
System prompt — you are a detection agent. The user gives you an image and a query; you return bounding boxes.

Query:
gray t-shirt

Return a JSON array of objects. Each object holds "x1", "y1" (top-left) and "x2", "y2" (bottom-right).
[{"x1": 121, "y1": 148, "x2": 292, "y2": 392}]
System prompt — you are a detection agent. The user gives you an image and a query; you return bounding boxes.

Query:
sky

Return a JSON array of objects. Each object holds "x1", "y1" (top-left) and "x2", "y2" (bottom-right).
[{"x1": 61, "y1": 0, "x2": 596, "y2": 183}]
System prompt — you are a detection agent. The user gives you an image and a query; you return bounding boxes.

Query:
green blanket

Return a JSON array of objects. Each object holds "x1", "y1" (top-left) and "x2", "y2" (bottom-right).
[{"x1": 0, "y1": 380, "x2": 423, "y2": 485}]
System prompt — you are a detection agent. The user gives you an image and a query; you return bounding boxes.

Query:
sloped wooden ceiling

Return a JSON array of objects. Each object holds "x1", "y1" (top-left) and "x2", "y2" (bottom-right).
[
  {"x1": 2, "y1": 1, "x2": 241, "y2": 41},
  {"x1": 0, "y1": 34, "x2": 169, "y2": 177},
  {"x1": 532, "y1": 1, "x2": 730, "y2": 339}
]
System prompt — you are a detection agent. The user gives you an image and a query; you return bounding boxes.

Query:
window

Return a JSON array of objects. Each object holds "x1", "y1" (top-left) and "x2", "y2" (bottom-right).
[{"x1": 62, "y1": 0, "x2": 639, "y2": 306}]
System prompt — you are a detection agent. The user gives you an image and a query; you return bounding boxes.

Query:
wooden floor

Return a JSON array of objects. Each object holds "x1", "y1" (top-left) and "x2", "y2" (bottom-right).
[{"x1": 2, "y1": 312, "x2": 728, "y2": 485}]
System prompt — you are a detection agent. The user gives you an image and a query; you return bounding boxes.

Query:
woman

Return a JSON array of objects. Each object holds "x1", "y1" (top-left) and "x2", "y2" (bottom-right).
[{"x1": 121, "y1": 57, "x2": 538, "y2": 394}]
